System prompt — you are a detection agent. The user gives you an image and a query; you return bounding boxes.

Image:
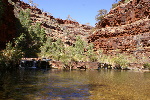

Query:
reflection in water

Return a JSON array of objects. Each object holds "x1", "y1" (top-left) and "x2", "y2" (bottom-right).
[{"x1": 0, "y1": 69, "x2": 150, "y2": 100}]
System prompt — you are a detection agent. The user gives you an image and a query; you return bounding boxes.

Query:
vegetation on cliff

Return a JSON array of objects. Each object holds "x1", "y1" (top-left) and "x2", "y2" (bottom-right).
[
  {"x1": 15, "y1": 8, "x2": 46, "y2": 57},
  {"x1": 95, "y1": 9, "x2": 107, "y2": 22},
  {"x1": 39, "y1": 35, "x2": 137, "y2": 69},
  {"x1": 0, "y1": 3, "x2": 46, "y2": 69},
  {"x1": 39, "y1": 36, "x2": 97, "y2": 63},
  {"x1": 112, "y1": 0, "x2": 131, "y2": 9},
  {"x1": 0, "y1": 42, "x2": 23, "y2": 69},
  {"x1": 0, "y1": 0, "x2": 149, "y2": 70},
  {"x1": 93, "y1": 0, "x2": 150, "y2": 69}
]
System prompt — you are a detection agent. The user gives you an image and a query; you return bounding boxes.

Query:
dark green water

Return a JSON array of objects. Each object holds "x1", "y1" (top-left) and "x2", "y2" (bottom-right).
[{"x1": 0, "y1": 69, "x2": 150, "y2": 100}]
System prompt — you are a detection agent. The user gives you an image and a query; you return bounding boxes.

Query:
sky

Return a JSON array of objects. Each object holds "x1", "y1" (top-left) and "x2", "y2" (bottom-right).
[{"x1": 22, "y1": 0, "x2": 117, "y2": 26}]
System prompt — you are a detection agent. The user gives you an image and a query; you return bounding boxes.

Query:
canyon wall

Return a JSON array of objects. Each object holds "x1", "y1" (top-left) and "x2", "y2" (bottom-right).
[
  {"x1": 0, "y1": 0, "x2": 92, "y2": 50},
  {"x1": 1, "y1": 0, "x2": 149, "y2": 62},
  {"x1": 96, "y1": 0, "x2": 149, "y2": 28},
  {"x1": 0, "y1": 0, "x2": 17, "y2": 49},
  {"x1": 88, "y1": 0, "x2": 150, "y2": 60},
  {"x1": 14, "y1": 0, "x2": 92, "y2": 45}
]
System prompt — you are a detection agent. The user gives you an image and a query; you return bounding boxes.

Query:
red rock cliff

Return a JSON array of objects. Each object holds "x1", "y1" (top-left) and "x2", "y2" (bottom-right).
[
  {"x1": 88, "y1": 0, "x2": 150, "y2": 58},
  {"x1": 96, "y1": 0, "x2": 149, "y2": 28},
  {"x1": 16, "y1": 1, "x2": 92, "y2": 44},
  {"x1": 0, "y1": 0, "x2": 93, "y2": 50},
  {"x1": 0, "y1": 0, "x2": 17, "y2": 49}
]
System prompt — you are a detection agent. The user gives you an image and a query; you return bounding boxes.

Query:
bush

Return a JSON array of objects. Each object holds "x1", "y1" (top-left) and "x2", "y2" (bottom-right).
[
  {"x1": 143, "y1": 63, "x2": 150, "y2": 70},
  {"x1": 113, "y1": 54, "x2": 129, "y2": 68},
  {"x1": 15, "y1": 8, "x2": 46, "y2": 57},
  {"x1": 124, "y1": 0, "x2": 130, "y2": 3},
  {"x1": 0, "y1": 42, "x2": 23, "y2": 69},
  {"x1": 39, "y1": 36, "x2": 97, "y2": 63},
  {"x1": 0, "y1": 6, "x2": 46, "y2": 70},
  {"x1": 95, "y1": 9, "x2": 107, "y2": 22}
]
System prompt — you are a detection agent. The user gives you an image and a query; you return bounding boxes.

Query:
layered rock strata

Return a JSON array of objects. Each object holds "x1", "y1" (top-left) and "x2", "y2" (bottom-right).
[
  {"x1": 88, "y1": 0, "x2": 150, "y2": 60},
  {"x1": 14, "y1": 0, "x2": 93, "y2": 44},
  {"x1": 0, "y1": 0, "x2": 93, "y2": 50},
  {"x1": 96, "y1": 0, "x2": 149, "y2": 28}
]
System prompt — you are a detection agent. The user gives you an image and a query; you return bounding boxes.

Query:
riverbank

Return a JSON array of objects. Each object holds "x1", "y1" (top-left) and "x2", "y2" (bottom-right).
[
  {"x1": 50, "y1": 60, "x2": 150, "y2": 72},
  {"x1": 19, "y1": 58, "x2": 150, "y2": 71}
]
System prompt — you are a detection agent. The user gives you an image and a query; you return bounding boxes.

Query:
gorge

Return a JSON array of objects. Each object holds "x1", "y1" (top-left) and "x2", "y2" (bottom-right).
[{"x1": 0, "y1": 0, "x2": 149, "y2": 69}]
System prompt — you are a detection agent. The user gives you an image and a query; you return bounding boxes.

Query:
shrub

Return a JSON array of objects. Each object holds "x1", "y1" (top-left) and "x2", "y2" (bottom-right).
[
  {"x1": 95, "y1": 9, "x2": 107, "y2": 22},
  {"x1": 143, "y1": 63, "x2": 150, "y2": 70},
  {"x1": 0, "y1": 42, "x2": 23, "y2": 69},
  {"x1": 124, "y1": 0, "x2": 130, "y2": 3},
  {"x1": 0, "y1": 3, "x2": 47, "y2": 70},
  {"x1": 112, "y1": 54, "x2": 129, "y2": 68},
  {"x1": 15, "y1": 8, "x2": 46, "y2": 57},
  {"x1": 39, "y1": 36, "x2": 97, "y2": 63}
]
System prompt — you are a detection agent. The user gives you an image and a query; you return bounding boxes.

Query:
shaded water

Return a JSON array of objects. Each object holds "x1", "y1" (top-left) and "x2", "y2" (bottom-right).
[{"x1": 0, "y1": 69, "x2": 150, "y2": 100}]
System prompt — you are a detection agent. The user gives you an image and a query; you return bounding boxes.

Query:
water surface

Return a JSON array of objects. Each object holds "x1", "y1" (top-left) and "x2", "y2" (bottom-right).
[{"x1": 0, "y1": 69, "x2": 150, "y2": 100}]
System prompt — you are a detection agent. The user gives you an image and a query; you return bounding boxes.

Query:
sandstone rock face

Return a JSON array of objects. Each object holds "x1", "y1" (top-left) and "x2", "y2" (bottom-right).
[
  {"x1": 88, "y1": 0, "x2": 150, "y2": 59},
  {"x1": 96, "y1": 0, "x2": 150, "y2": 28},
  {"x1": 15, "y1": 1, "x2": 93, "y2": 44},
  {"x1": 1, "y1": 0, "x2": 149, "y2": 62},
  {"x1": 0, "y1": 0, "x2": 17, "y2": 49},
  {"x1": 0, "y1": 0, "x2": 93, "y2": 49}
]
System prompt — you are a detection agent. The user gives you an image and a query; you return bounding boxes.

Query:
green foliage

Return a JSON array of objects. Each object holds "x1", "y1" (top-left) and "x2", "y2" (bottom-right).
[
  {"x1": 15, "y1": 8, "x2": 46, "y2": 57},
  {"x1": 97, "y1": 52, "x2": 132, "y2": 68},
  {"x1": 112, "y1": 0, "x2": 130, "y2": 9},
  {"x1": 40, "y1": 37, "x2": 65, "y2": 60},
  {"x1": 143, "y1": 63, "x2": 150, "y2": 70},
  {"x1": 113, "y1": 54, "x2": 129, "y2": 68},
  {"x1": 18, "y1": 9, "x2": 31, "y2": 28},
  {"x1": 0, "y1": 6, "x2": 46, "y2": 69},
  {"x1": 0, "y1": 42, "x2": 23, "y2": 69},
  {"x1": 39, "y1": 36, "x2": 96, "y2": 65},
  {"x1": 39, "y1": 35, "x2": 147, "y2": 69},
  {"x1": 124, "y1": 0, "x2": 130, "y2": 3},
  {"x1": 74, "y1": 36, "x2": 85, "y2": 54},
  {"x1": 95, "y1": 9, "x2": 107, "y2": 22}
]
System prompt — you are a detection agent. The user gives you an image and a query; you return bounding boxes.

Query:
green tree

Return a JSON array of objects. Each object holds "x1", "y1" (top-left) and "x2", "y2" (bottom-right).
[
  {"x1": 95, "y1": 9, "x2": 107, "y2": 22},
  {"x1": 40, "y1": 37, "x2": 65, "y2": 60},
  {"x1": 39, "y1": 36, "x2": 96, "y2": 63},
  {"x1": 74, "y1": 36, "x2": 85, "y2": 54},
  {"x1": 113, "y1": 54, "x2": 129, "y2": 68},
  {"x1": 15, "y1": 8, "x2": 46, "y2": 57},
  {"x1": 0, "y1": 42, "x2": 23, "y2": 69}
]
